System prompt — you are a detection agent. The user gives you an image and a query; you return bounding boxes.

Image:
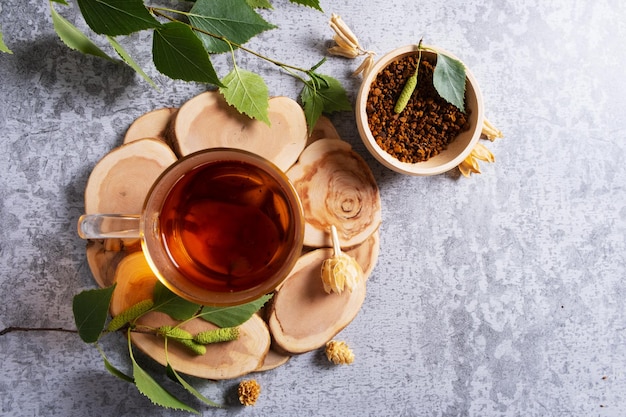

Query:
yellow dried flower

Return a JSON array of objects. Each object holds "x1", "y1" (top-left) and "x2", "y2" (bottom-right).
[
  {"x1": 352, "y1": 52, "x2": 376, "y2": 78},
  {"x1": 481, "y1": 117, "x2": 504, "y2": 141},
  {"x1": 321, "y1": 225, "x2": 363, "y2": 294},
  {"x1": 238, "y1": 379, "x2": 261, "y2": 406},
  {"x1": 333, "y1": 34, "x2": 357, "y2": 51},
  {"x1": 329, "y1": 13, "x2": 360, "y2": 51},
  {"x1": 328, "y1": 12, "x2": 376, "y2": 78},
  {"x1": 328, "y1": 44, "x2": 360, "y2": 59},
  {"x1": 459, "y1": 142, "x2": 495, "y2": 177},
  {"x1": 325, "y1": 340, "x2": 354, "y2": 365}
]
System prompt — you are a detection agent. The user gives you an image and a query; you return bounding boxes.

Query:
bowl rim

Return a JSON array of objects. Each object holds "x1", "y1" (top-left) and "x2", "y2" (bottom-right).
[{"x1": 355, "y1": 44, "x2": 485, "y2": 176}]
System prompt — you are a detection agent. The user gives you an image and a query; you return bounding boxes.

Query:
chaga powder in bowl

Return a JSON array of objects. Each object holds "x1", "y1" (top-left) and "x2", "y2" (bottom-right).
[{"x1": 356, "y1": 45, "x2": 484, "y2": 176}]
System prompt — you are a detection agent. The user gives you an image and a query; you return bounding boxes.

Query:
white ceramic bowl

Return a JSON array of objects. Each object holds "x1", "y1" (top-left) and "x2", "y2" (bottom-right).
[{"x1": 356, "y1": 45, "x2": 485, "y2": 176}]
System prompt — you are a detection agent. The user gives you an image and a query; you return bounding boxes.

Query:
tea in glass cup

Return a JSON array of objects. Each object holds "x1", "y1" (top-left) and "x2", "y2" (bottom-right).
[{"x1": 78, "y1": 148, "x2": 304, "y2": 306}]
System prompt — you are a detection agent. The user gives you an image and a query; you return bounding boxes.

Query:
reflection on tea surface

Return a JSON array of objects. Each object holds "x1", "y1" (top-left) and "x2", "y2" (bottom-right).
[{"x1": 160, "y1": 160, "x2": 293, "y2": 292}]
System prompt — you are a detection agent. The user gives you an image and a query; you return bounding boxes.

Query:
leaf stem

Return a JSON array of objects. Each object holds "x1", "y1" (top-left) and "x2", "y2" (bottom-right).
[
  {"x1": 330, "y1": 225, "x2": 342, "y2": 257},
  {"x1": 281, "y1": 66, "x2": 309, "y2": 85},
  {"x1": 126, "y1": 327, "x2": 135, "y2": 360},
  {"x1": 149, "y1": 7, "x2": 310, "y2": 74},
  {"x1": 0, "y1": 326, "x2": 77, "y2": 336},
  {"x1": 226, "y1": 42, "x2": 241, "y2": 79}
]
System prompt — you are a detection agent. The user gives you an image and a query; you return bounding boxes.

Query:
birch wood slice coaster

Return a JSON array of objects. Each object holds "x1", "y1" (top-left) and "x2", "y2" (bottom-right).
[
  {"x1": 86, "y1": 238, "x2": 141, "y2": 288},
  {"x1": 123, "y1": 107, "x2": 178, "y2": 145},
  {"x1": 306, "y1": 114, "x2": 341, "y2": 145},
  {"x1": 84, "y1": 138, "x2": 178, "y2": 214},
  {"x1": 255, "y1": 348, "x2": 291, "y2": 372},
  {"x1": 286, "y1": 138, "x2": 382, "y2": 248},
  {"x1": 133, "y1": 312, "x2": 271, "y2": 380},
  {"x1": 84, "y1": 138, "x2": 178, "y2": 288},
  {"x1": 172, "y1": 91, "x2": 308, "y2": 172}
]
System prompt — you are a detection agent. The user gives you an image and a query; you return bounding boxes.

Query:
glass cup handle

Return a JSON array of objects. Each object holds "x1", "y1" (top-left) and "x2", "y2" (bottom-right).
[{"x1": 77, "y1": 214, "x2": 141, "y2": 239}]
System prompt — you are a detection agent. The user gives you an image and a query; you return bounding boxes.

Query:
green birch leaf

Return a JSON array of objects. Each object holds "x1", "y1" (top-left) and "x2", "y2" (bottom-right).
[
  {"x1": 247, "y1": 0, "x2": 273, "y2": 8},
  {"x1": 102, "y1": 358, "x2": 135, "y2": 383},
  {"x1": 0, "y1": 26, "x2": 12, "y2": 54},
  {"x1": 199, "y1": 294, "x2": 272, "y2": 327},
  {"x1": 104, "y1": 357, "x2": 134, "y2": 382},
  {"x1": 300, "y1": 84, "x2": 324, "y2": 132},
  {"x1": 433, "y1": 53, "x2": 467, "y2": 112},
  {"x1": 76, "y1": 0, "x2": 161, "y2": 36},
  {"x1": 98, "y1": 346, "x2": 134, "y2": 383},
  {"x1": 51, "y1": 0, "x2": 69, "y2": 4},
  {"x1": 153, "y1": 22, "x2": 223, "y2": 86},
  {"x1": 152, "y1": 281, "x2": 201, "y2": 321},
  {"x1": 166, "y1": 364, "x2": 222, "y2": 408},
  {"x1": 73, "y1": 285, "x2": 116, "y2": 343},
  {"x1": 49, "y1": 5, "x2": 114, "y2": 60},
  {"x1": 289, "y1": 0, "x2": 322, "y2": 11},
  {"x1": 189, "y1": 0, "x2": 276, "y2": 53},
  {"x1": 311, "y1": 74, "x2": 352, "y2": 113},
  {"x1": 301, "y1": 73, "x2": 350, "y2": 130},
  {"x1": 219, "y1": 68, "x2": 270, "y2": 124},
  {"x1": 107, "y1": 35, "x2": 158, "y2": 89},
  {"x1": 131, "y1": 351, "x2": 199, "y2": 413}
]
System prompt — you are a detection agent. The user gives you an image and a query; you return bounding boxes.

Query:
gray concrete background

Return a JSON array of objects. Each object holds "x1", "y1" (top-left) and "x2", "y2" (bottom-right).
[{"x1": 1, "y1": 0, "x2": 625, "y2": 416}]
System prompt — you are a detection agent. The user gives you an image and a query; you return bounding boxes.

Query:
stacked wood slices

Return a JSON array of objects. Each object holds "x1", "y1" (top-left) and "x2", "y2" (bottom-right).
[{"x1": 84, "y1": 91, "x2": 381, "y2": 379}]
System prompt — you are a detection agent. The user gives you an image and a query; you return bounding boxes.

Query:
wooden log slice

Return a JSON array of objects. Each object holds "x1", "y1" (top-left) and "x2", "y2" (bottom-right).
[
  {"x1": 267, "y1": 248, "x2": 367, "y2": 355},
  {"x1": 86, "y1": 239, "x2": 141, "y2": 288},
  {"x1": 123, "y1": 107, "x2": 177, "y2": 145},
  {"x1": 307, "y1": 115, "x2": 341, "y2": 145},
  {"x1": 173, "y1": 91, "x2": 307, "y2": 172},
  {"x1": 84, "y1": 138, "x2": 177, "y2": 214},
  {"x1": 256, "y1": 348, "x2": 291, "y2": 372},
  {"x1": 83, "y1": 138, "x2": 177, "y2": 287},
  {"x1": 132, "y1": 312, "x2": 271, "y2": 380},
  {"x1": 109, "y1": 251, "x2": 159, "y2": 316},
  {"x1": 346, "y1": 229, "x2": 380, "y2": 280},
  {"x1": 286, "y1": 138, "x2": 382, "y2": 248}
]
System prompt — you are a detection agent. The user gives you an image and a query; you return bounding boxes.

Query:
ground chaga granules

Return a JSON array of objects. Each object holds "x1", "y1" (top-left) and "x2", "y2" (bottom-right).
[{"x1": 366, "y1": 54, "x2": 471, "y2": 163}]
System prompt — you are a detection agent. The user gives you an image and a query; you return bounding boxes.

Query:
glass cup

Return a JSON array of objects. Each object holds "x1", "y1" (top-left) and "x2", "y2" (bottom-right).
[{"x1": 78, "y1": 148, "x2": 304, "y2": 306}]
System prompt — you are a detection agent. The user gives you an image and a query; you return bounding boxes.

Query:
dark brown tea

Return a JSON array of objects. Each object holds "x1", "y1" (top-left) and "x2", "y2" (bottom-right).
[{"x1": 159, "y1": 159, "x2": 294, "y2": 293}]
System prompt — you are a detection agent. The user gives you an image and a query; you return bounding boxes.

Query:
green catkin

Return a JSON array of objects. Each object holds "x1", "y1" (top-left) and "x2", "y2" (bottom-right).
[
  {"x1": 106, "y1": 299, "x2": 154, "y2": 332},
  {"x1": 394, "y1": 39, "x2": 424, "y2": 114},
  {"x1": 193, "y1": 327, "x2": 240, "y2": 345},
  {"x1": 394, "y1": 72, "x2": 418, "y2": 114},
  {"x1": 157, "y1": 325, "x2": 207, "y2": 356}
]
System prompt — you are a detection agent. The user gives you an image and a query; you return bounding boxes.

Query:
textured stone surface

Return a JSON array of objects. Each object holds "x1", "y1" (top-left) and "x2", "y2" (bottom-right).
[{"x1": 1, "y1": 1, "x2": 625, "y2": 416}]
